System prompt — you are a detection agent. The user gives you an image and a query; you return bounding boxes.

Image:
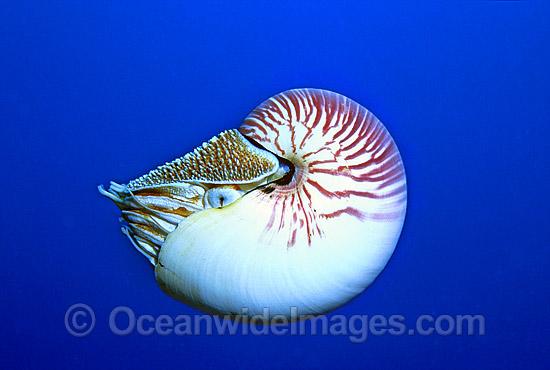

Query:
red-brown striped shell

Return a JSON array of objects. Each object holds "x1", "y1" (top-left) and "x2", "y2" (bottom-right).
[{"x1": 239, "y1": 88, "x2": 406, "y2": 248}]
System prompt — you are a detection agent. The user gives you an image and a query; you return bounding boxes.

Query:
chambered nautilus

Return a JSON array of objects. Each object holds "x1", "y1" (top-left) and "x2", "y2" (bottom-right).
[{"x1": 99, "y1": 88, "x2": 407, "y2": 320}]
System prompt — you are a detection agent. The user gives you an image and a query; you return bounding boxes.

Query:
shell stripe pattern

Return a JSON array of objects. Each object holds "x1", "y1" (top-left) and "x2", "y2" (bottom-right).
[{"x1": 239, "y1": 89, "x2": 406, "y2": 248}]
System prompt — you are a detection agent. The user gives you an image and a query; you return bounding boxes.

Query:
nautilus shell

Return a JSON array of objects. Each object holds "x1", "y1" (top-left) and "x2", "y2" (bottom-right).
[{"x1": 99, "y1": 88, "x2": 406, "y2": 320}]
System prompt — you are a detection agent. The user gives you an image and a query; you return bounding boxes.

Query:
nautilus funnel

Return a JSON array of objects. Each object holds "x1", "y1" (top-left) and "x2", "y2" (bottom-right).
[{"x1": 99, "y1": 88, "x2": 407, "y2": 320}]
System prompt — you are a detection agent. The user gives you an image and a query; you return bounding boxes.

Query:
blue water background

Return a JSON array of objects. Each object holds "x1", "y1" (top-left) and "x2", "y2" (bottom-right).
[{"x1": 1, "y1": 1, "x2": 549, "y2": 368}]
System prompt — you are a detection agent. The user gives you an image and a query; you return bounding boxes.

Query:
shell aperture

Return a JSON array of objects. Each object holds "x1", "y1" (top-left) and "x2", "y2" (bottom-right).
[
  {"x1": 98, "y1": 129, "x2": 287, "y2": 265},
  {"x1": 99, "y1": 88, "x2": 407, "y2": 319}
]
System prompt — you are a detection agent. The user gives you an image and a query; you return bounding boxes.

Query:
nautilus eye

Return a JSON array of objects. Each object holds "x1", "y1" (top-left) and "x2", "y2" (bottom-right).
[{"x1": 99, "y1": 88, "x2": 407, "y2": 320}]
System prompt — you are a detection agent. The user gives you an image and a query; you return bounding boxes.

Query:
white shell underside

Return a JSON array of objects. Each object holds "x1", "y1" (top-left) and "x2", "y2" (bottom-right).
[
  {"x1": 156, "y1": 193, "x2": 404, "y2": 318},
  {"x1": 100, "y1": 88, "x2": 407, "y2": 320}
]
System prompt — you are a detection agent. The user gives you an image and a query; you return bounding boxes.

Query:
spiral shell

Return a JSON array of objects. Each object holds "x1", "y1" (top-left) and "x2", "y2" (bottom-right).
[{"x1": 99, "y1": 88, "x2": 406, "y2": 319}]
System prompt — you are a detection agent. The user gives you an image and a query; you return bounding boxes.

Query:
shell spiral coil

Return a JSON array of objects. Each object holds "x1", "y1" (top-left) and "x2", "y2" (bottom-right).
[{"x1": 99, "y1": 88, "x2": 407, "y2": 320}]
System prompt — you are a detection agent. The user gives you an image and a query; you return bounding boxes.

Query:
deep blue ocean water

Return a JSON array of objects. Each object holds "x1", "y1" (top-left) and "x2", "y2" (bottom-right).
[{"x1": 2, "y1": 1, "x2": 549, "y2": 368}]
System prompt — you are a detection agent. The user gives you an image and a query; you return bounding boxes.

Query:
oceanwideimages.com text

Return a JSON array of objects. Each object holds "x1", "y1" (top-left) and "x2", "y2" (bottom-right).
[{"x1": 65, "y1": 304, "x2": 485, "y2": 343}]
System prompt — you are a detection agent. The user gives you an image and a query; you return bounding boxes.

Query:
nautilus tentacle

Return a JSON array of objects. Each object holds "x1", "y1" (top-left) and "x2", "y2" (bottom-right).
[{"x1": 99, "y1": 88, "x2": 406, "y2": 320}]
